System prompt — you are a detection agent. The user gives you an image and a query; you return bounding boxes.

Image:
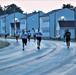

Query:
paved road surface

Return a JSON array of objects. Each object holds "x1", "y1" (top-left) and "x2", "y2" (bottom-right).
[{"x1": 0, "y1": 38, "x2": 76, "y2": 75}]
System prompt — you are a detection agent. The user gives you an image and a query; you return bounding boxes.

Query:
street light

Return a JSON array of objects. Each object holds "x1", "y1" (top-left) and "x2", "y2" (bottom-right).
[
  {"x1": 26, "y1": 12, "x2": 28, "y2": 31},
  {"x1": 38, "y1": 11, "x2": 40, "y2": 28},
  {"x1": 74, "y1": 7, "x2": 76, "y2": 40},
  {"x1": 14, "y1": 18, "x2": 18, "y2": 37},
  {"x1": 4, "y1": 6, "x2": 7, "y2": 33},
  {"x1": 14, "y1": 7, "x2": 16, "y2": 37}
]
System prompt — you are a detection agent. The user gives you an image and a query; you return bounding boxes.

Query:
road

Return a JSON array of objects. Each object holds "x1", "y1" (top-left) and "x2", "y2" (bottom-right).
[{"x1": 0, "y1": 38, "x2": 76, "y2": 75}]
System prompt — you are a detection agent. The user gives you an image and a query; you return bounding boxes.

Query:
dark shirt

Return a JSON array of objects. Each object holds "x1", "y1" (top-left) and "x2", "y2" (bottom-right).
[{"x1": 64, "y1": 31, "x2": 71, "y2": 41}]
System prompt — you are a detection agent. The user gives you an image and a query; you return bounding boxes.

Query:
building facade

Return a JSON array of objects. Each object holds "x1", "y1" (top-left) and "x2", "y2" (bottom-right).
[
  {"x1": 0, "y1": 12, "x2": 25, "y2": 36},
  {"x1": 40, "y1": 8, "x2": 76, "y2": 39},
  {"x1": 20, "y1": 11, "x2": 44, "y2": 37}
]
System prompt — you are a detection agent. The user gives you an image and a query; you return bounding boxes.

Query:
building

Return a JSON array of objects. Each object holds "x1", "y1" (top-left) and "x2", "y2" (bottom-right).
[
  {"x1": 20, "y1": 11, "x2": 44, "y2": 37},
  {"x1": 40, "y1": 9, "x2": 61, "y2": 38},
  {"x1": 58, "y1": 8, "x2": 76, "y2": 39},
  {"x1": 59, "y1": 21, "x2": 75, "y2": 39},
  {"x1": 0, "y1": 14, "x2": 8, "y2": 35},
  {"x1": 40, "y1": 8, "x2": 76, "y2": 39},
  {"x1": 0, "y1": 12, "x2": 25, "y2": 36}
]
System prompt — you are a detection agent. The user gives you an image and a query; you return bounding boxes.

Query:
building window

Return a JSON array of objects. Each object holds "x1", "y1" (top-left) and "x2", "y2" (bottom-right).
[
  {"x1": 42, "y1": 17, "x2": 49, "y2": 22},
  {"x1": 42, "y1": 27, "x2": 49, "y2": 32},
  {"x1": 43, "y1": 20, "x2": 49, "y2": 22}
]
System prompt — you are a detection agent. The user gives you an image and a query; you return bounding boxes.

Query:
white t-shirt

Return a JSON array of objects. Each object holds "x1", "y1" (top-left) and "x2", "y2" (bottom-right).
[
  {"x1": 21, "y1": 32, "x2": 28, "y2": 39},
  {"x1": 16, "y1": 33, "x2": 19, "y2": 37},
  {"x1": 28, "y1": 32, "x2": 31, "y2": 36},
  {"x1": 35, "y1": 29, "x2": 42, "y2": 37}
]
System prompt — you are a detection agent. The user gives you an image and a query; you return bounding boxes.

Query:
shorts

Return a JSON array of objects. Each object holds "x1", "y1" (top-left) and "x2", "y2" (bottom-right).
[
  {"x1": 66, "y1": 37, "x2": 70, "y2": 42},
  {"x1": 28, "y1": 35, "x2": 31, "y2": 39},
  {"x1": 16, "y1": 36, "x2": 18, "y2": 40},
  {"x1": 5, "y1": 35, "x2": 7, "y2": 38},
  {"x1": 34, "y1": 35, "x2": 36, "y2": 38},
  {"x1": 37, "y1": 37, "x2": 42, "y2": 42},
  {"x1": 22, "y1": 39, "x2": 27, "y2": 45}
]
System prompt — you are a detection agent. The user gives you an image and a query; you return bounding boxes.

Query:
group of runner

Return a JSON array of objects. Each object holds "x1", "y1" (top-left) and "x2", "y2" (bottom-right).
[
  {"x1": 15, "y1": 27, "x2": 42, "y2": 50},
  {"x1": 5, "y1": 28, "x2": 71, "y2": 50}
]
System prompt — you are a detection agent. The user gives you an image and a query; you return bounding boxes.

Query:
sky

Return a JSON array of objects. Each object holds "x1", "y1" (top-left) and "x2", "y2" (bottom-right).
[{"x1": 0, "y1": 0, "x2": 76, "y2": 13}]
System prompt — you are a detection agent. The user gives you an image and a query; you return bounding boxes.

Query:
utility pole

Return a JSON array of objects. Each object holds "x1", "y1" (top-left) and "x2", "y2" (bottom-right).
[
  {"x1": 74, "y1": 7, "x2": 76, "y2": 40},
  {"x1": 26, "y1": 12, "x2": 28, "y2": 31},
  {"x1": 54, "y1": 10, "x2": 56, "y2": 37},
  {"x1": 38, "y1": 11, "x2": 40, "y2": 28},
  {"x1": 14, "y1": 7, "x2": 16, "y2": 37},
  {"x1": 4, "y1": 6, "x2": 7, "y2": 33}
]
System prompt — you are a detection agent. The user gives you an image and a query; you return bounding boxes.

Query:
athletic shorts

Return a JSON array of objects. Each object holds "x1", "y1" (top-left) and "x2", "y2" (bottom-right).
[
  {"x1": 37, "y1": 37, "x2": 42, "y2": 42},
  {"x1": 28, "y1": 35, "x2": 31, "y2": 39},
  {"x1": 16, "y1": 36, "x2": 18, "y2": 40},
  {"x1": 22, "y1": 39, "x2": 27, "y2": 45}
]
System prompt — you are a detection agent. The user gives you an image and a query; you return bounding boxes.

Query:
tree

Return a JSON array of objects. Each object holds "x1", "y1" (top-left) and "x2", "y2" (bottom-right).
[
  {"x1": 0, "y1": 5, "x2": 4, "y2": 16},
  {"x1": 4, "y1": 4, "x2": 24, "y2": 14},
  {"x1": 62, "y1": 4, "x2": 74, "y2": 10}
]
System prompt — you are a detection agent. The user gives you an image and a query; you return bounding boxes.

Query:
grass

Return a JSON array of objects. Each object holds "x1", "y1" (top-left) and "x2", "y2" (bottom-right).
[{"x1": 0, "y1": 41, "x2": 10, "y2": 48}]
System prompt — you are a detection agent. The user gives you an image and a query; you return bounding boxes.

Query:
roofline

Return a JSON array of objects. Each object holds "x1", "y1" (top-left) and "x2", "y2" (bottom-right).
[{"x1": 40, "y1": 8, "x2": 75, "y2": 17}]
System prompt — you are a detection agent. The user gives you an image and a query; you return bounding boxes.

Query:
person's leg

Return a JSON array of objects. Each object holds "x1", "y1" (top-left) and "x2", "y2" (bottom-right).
[
  {"x1": 67, "y1": 41, "x2": 70, "y2": 49},
  {"x1": 22, "y1": 39, "x2": 24, "y2": 50},
  {"x1": 28, "y1": 36, "x2": 30, "y2": 42},
  {"x1": 37, "y1": 40, "x2": 40, "y2": 49},
  {"x1": 35, "y1": 36, "x2": 36, "y2": 41},
  {"x1": 38, "y1": 37, "x2": 41, "y2": 49},
  {"x1": 16, "y1": 36, "x2": 18, "y2": 42},
  {"x1": 24, "y1": 39, "x2": 27, "y2": 45},
  {"x1": 37, "y1": 37, "x2": 41, "y2": 49},
  {"x1": 34, "y1": 36, "x2": 36, "y2": 42},
  {"x1": 5, "y1": 35, "x2": 7, "y2": 39},
  {"x1": 66, "y1": 40, "x2": 70, "y2": 49},
  {"x1": 17, "y1": 37, "x2": 18, "y2": 42}
]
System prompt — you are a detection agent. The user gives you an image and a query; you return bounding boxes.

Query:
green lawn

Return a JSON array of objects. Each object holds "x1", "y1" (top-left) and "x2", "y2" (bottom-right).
[{"x1": 0, "y1": 41, "x2": 10, "y2": 48}]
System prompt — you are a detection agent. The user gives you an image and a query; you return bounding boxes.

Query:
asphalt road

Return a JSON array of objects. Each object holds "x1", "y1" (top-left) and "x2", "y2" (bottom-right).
[{"x1": 0, "y1": 38, "x2": 76, "y2": 75}]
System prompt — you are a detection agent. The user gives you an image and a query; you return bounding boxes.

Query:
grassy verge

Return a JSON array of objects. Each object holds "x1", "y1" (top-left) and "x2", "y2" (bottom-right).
[{"x1": 0, "y1": 41, "x2": 10, "y2": 48}]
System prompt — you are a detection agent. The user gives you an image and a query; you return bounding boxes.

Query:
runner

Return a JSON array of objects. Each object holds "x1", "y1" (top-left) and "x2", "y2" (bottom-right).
[
  {"x1": 20, "y1": 30, "x2": 28, "y2": 50},
  {"x1": 36, "y1": 28, "x2": 42, "y2": 50},
  {"x1": 15, "y1": 31, "x2": 19, "y2": 43},
  {"x1": 33, "y1": 30, "x2": 36, "y2": 42},
  {"x1": 64, "y1": 29, "x2": 71, "y2": 49},
  {"x1": 27, "y1": 30, "x2": 31, "y2": 42}
]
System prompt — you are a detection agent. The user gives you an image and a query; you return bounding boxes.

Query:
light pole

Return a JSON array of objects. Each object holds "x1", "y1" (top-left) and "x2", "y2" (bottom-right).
[
  {"x1": 74, "y1": 7, "x2": 76, "y2": 40},
  {"x1": 4, "y1": 6, "x2": 7, "y2": 33},
  {"x1": 14, "y1": 7, "x2": 16, "y2": 37},
  {"x1": 54, "y1": 10, "x2": 56, "y2": 37},
  {"x1": 26, "y1": 12, "x2": 28, "y2": 31},
  {"x1": 38, "y1": 11, "x2": 40, "y2": 28}
]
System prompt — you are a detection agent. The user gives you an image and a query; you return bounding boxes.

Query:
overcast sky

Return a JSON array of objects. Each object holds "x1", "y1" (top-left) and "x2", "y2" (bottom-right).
[{"x1": 0, "y1": 0, "x2": 76, "y2": 13}]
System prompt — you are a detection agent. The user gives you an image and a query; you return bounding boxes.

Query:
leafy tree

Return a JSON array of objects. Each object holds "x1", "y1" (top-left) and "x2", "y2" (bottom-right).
[
  {"x1": 62, "y1": 4, "x2": 74, "y2": 10},
  {"x1": 4, "y1": 4, "x2": 24, "y2": 15},
  {"x1": 0, "y1": 5, "x2": 4, "y2": 16}
]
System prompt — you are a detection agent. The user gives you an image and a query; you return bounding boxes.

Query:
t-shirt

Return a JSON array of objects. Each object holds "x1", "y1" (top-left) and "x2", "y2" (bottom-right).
[
  {"x1": 21, "y1": 32, "x2": 28, "y2": 39},
  {"x1": 28, "y1": 32, "x2": 31, "y2": 36},
  {"x1": 16, "y1": 33, "x2": 19, "y2": 37},
  {"x1": 35, "y1": 30, "x2": 42, "y2": 37}
]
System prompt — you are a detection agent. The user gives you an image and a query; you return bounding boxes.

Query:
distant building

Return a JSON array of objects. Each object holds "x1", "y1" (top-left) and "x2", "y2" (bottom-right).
[
  {"x1": 58, "y1": 8, "x2": 76, "y2": 39},
  {"x1": 0, "y1": 7, "x2": 76, "y2": 39},
  {"x1": 40, "y1": 9, "x2": 61, "y2": 38},
  {"x1": 59, "y1": 21, "x2": 75, "y2": 39},
  {"x1": 40, "y1": 8, "x2": 76, "y2": 39},
  {"x1": 20, "y1": 11, "x2": 44, "y2": 37},
  {"x1": 0, "y1": 12, "x2": 25, "y2": 36}
]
